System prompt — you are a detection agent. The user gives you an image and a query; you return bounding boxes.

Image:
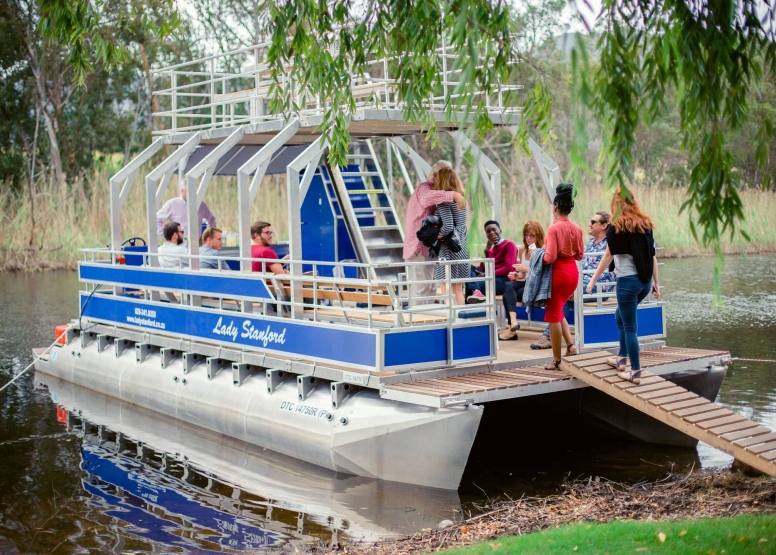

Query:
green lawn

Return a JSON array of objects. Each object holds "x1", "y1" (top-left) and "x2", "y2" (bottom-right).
[{"x1": 442, "y1": 515, "x2": 776, "y2": 555}]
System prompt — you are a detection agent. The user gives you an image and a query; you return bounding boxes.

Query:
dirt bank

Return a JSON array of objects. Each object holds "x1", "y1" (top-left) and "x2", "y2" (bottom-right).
[{"x1": 319, "y1": 470, "x2": 776, "y2": 555}]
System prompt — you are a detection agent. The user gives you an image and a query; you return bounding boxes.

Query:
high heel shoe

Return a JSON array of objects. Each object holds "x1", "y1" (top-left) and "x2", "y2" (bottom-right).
[{"x1": 544, "y1": 359, "x2": 561, "y2": 371}]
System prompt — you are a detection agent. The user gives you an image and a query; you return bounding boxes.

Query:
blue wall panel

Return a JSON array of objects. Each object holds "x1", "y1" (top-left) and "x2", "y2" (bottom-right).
[
  {"x1": 301, "y1": 175, "x2": 336, "y2": 276},
  {"x1": 452, "y1": 325, "x2": 492, "y2": 361},
  {"x1": 583, "y1": 305, "x2": 664, "y2": 345},
  {"x1": 383, "y1": 328, "x2": 447, "y2": 367},
  {"x1": 81, "y1": 294, "x2": 377, "y2": 367}
]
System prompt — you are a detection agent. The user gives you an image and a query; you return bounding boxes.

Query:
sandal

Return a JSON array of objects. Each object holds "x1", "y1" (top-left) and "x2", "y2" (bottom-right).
[
  {"x1": 564, "y1": 345, "x2": 578, "y2": 357},
  {"x1": 606, "y1": 356, "x2": 627, "y2": 369},
  {"x1": 617, "y1": 369, "x2": 642, "y2": 385},
  {"x1": 544, "y1": 359, "x2": 561, "y2": 371}
]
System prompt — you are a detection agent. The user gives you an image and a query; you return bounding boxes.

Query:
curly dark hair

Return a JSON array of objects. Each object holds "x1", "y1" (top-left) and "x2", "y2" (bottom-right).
[{"x1": 553, "y1": 183, "x2": 575, "y2": 215}]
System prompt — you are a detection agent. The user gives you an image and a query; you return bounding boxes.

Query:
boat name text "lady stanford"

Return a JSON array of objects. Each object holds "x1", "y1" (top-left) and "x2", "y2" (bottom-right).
[{"x1": 212, "y1": 316, "x2": 287, "y2": 347}]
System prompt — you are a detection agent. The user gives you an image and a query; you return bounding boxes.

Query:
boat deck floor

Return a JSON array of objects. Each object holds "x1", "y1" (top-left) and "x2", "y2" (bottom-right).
[{"x1": 379, "y1": 347, "x2": 731, "y2": 407}]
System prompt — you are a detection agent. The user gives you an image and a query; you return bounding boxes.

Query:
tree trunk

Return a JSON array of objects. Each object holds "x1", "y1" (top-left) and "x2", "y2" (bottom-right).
[
  {"x1": 139, "y1": 43, "x2": 162, "y2": 131},
  {"x1": 26, "y1": 41, "x2": 64, "y2": 187},
  {"x1": 28, "y1": 107, "x2": 41, "y2": 248}
]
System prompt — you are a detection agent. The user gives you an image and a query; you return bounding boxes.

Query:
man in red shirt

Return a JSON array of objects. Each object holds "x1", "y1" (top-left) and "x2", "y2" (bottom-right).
[
  {"x1": 403, "y1": 160, "x2": 465, "y2": 305},
  {"x1": 466, "y1": 220, "x2": 517, "y2": 303},
  {"x1": 250, "y1": 221, "x2": 287, "y2": 274}
]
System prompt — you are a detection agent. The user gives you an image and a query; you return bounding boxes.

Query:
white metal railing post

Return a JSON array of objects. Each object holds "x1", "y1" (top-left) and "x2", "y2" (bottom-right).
[
  {"x1": 210, "y1": 59, "x2": 215, "y2": 127},
  {"x1": 171, "y1": 71, "x2": 177, "y2": 131},
  {"x1": 445, "y1": 260, "x2": 454, "y2": 365},
  {"x1": 441, "y1": 36, "x2": 448, "y2": 106},
  {"x1": 574, "y1": 259, "x2": 584, "y2": 352}
]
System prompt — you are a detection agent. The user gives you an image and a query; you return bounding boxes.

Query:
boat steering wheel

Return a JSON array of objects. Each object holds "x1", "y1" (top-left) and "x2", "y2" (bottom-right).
[{"x1": 121, "y1": 237, "x2": 147, "y2": 247}]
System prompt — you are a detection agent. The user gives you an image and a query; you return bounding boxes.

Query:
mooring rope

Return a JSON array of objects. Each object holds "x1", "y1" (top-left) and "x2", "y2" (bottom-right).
[
  {"x1": 732, "y1": 357, "x2": 776, "y2": 364},
  {"x1": 0, "y1": 335, "x2": 63, "y2": 394}
]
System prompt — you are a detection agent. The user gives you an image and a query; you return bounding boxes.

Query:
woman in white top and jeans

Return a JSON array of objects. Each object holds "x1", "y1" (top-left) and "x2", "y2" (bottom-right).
[{"x1": 587, "y1": 189, "x2": 660, "y2": 384}]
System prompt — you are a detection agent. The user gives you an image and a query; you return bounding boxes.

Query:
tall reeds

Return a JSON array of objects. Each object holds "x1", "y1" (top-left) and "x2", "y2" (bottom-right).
[{"x1": 1, "y1": 169, "x2": 775, "y2": 271}]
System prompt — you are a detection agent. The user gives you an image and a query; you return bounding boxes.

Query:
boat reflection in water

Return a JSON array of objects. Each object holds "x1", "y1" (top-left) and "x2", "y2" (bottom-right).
[{"x1": 39, "y1": 374, "x2": 462, "y2": 552}]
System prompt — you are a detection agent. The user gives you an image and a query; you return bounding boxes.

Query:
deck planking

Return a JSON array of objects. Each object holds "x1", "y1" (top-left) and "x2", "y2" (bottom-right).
[
  {"x1": 381, "y1": 347, "x2": 730, "y2": 404},
  {"x1": 560, "y1": 352, "x2": 775, "y2": 478}
]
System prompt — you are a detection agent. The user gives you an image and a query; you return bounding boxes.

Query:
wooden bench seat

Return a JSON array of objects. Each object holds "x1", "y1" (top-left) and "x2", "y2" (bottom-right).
[{"x1": 281, "y1": 284, "x2": 394, "y2": 306}]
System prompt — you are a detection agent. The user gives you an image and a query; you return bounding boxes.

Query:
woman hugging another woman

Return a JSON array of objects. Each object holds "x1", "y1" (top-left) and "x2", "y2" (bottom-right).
[
  {"x1": 498, "y1": 220, "x2": 545, "y2": 341},
  {"x1": 433, "y1": 167, "x2": 469, "y2": 305}
]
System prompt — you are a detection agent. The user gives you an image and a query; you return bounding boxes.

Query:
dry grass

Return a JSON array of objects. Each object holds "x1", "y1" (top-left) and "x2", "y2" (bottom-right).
[{"x1": 2, "y1": 169, "x2": 775, "y2": 271}]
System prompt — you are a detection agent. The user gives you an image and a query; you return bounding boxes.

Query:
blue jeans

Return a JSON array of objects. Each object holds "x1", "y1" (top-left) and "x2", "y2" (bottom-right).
[
  {"x1": 614, "y1": 275, "x2": 652, "y2": 370},
  {"x1": 467, "y1": 266, "x2": 508, "y2": 297}
]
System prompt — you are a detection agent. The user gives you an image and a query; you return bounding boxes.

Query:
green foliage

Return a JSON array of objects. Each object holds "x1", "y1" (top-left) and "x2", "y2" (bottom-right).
[
  {"x1": 574, "y1": 0, "x2": 776, "y2": 299},
  {"x1": 442, "y1": 514, "x2": 776, "y2": 555},
  {"x1": 0, "y1": 0, "x2": 195, "y2": 191},
  {"x1": 38, "y1": 0, "x2": 179, "y2": 85},
  {"x1": 267, "y1": 0, "x2": 514, "y2": 167}
]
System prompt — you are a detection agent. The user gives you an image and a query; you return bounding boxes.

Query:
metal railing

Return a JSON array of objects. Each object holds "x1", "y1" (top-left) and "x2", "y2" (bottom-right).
[
  {"x1": 79, "y1": 248, "x2": 496, "y2": 331},
  {"x1": 151, "y1": 39, "x2": 523, "y2": 134},
  {"x1": 573, "y1": 250, "x2": 666, "y2": 350}
]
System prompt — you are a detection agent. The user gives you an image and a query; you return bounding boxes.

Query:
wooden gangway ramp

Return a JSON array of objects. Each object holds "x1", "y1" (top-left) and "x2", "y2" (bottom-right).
[{"x1": 561, "y1": 351, "x2": 776, "y2": 477}]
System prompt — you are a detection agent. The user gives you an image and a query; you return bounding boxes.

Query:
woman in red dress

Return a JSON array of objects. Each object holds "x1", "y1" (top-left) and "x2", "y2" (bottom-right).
[{"x1": 543, "y1": 183, "x2": 584, "y2": 370}]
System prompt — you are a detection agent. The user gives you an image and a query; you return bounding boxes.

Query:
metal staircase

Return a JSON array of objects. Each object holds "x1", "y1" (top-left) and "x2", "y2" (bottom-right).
[{"x1": 322, "y1": 141, "x2": 405, "y2": 281}]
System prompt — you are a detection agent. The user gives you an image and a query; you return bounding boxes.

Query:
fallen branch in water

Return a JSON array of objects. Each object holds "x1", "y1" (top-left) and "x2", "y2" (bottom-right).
[{"x1": 315, "y1": 470, "x2": 776, "y2": 555}]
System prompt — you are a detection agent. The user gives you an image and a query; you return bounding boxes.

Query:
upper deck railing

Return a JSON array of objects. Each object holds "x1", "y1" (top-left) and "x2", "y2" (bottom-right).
[{"x1": 151, "y1": 38, "x2": 523, "y2": 134}]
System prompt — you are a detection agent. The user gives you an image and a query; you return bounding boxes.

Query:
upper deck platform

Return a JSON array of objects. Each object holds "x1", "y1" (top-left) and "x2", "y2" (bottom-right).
[{"x1": 151, "y1": 40, "x2": 523, "y2": 141}]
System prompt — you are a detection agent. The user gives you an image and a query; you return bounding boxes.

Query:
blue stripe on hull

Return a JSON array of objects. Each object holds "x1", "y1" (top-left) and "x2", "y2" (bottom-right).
[
  {"x1": 80, "y1": 263, "x2": 274, "y2": 300},
  {"x1": 80, "y1": 294, "x2": 377, "y2": 368}
]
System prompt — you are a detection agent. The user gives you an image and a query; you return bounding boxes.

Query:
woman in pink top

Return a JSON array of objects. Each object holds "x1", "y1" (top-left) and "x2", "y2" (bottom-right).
[{"x1": 543, "y1": 184, "x2": 584, "y2": 370}]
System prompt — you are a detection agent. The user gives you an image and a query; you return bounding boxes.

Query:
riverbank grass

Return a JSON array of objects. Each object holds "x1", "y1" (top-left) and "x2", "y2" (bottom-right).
[
  {"x1": 2, "y1": 169, "x2": 776, "y2": 270},
  {"x1": 442, "y1": 514, "x2": 776, "y2": 555}
]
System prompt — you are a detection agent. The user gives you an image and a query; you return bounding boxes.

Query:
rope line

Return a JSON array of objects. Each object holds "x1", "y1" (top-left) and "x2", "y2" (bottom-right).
[
  {"x1": 0, "y1": 334, "x2": 63, "y2": 394},
  {"x1": 733, "y1": 357, "x2": 776, "y2": 364}
]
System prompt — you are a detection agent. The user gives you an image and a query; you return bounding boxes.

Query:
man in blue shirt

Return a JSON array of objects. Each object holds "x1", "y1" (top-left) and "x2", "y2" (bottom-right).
[
  {"x1": 531, "y1": 211, "x2": 615, "y2": 349},
  {"x1": 200, "y1": 227, "x2": 229, "y2": 270}
]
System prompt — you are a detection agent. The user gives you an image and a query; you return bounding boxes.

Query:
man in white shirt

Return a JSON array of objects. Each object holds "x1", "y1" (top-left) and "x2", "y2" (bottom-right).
[
  {"x1": 158, "y1": 222, "x2": 189, "y2": 268},
  {"x1": 156, "y1": 184, "x2": 217, "y2": 242}
]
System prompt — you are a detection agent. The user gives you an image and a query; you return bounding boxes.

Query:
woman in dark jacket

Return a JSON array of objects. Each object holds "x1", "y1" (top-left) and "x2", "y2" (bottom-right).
[{"x1": 587, "y1": 189, "x2": 661, "y2": 384}]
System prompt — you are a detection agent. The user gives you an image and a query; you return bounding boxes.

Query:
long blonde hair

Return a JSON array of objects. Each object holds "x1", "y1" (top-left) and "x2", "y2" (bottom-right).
[
  {"x1": 434, "y1": 167, "x2": 465, "y2": 195},
  {"x1": 611, "y1": 188, "x2": 655, "y2": 234}
]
